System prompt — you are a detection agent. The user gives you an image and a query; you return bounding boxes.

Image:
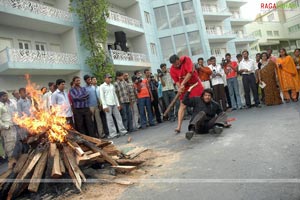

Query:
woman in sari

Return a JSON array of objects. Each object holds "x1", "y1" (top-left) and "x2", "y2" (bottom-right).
[
  {"x1": 259, "y1": 52, "x2": 282, "y2": 106},
  {"x1": 293, "y1": 48, "x2": 300, "y2": 99},
  {"x1": 276, "y1": 48, "x2": 300, "y2": 102}
]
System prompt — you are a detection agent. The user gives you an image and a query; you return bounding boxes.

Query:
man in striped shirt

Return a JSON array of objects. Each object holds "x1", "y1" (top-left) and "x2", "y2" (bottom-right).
[{"x1": 69, "y1": 76, "x2": 94, "y2": 137}]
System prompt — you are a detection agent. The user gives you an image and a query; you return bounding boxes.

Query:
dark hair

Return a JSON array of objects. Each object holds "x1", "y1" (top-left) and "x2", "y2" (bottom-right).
[
  {"x1": 242, "y1": 50, "x2": 249, "y2": 55},
  {"x1": 197, "y1": 57, "x2": 204, "y2": 62},
  {"x1": 134, "y1": 70, "x2": 140, "y2": 75},
  {"x1": 160, "y1": 63, "x2": 166, "y2": 69},
  {"x1": 267, "y1": 48, "x2": 273, "y2": 53},
  {"x1": 40, "y1": 87, "x2": 46, "y2": 92},
  {"x1": 279, "y1": 48, "x2": 288, "y2": 57},
  {"x1": 236, "y1": 54, "x2": 242, "y2": 58},
  {"x1": 72, "y1": 76, "x2": 80, "y2": 82},
  {"x1": 169, "y1": 54, "x2": 179, "y2": 64},
  {"x1": 207, "y1": 58, "x2": 211, "y2": 62},
  {"x1": 116, "y1": 71, "x2": 123, "y2": 77},
  {"x1": 201, "y1": 89, "x2": 213, "y2": 98},
  {"x1": 56, "y1": 79, "x2": 65, "y2": 86},
  {"x1": 210, "y1": 56, "x2": 216, "y2": 60},
  {"x1": 225, "y1": 53, "x2": 231, "y2": 57},
  {"x1": 144, "y1": 69, "x2": 150, "y2": 74},
  {"x1": 83, "y1": 74, "x2": 91, "y2": 81},
  {"x1": 294, "y1": 48, "x2": 300, "y2": 53},
  {"x1": 91, "y1": 76, "x2": 96, "y2": 80},
  {"x1": 0, "y1": 91, "x2": 7, "y2": 98},
  {"x1": 70, "y1": 81, "x2": 74, "y2": 87},
  {"x1": 48, "y1": 82, "x2": 55, "y2": 87},
  {"x1": 261, "y1": 52, "x2": 269, "y2": 59},
  {"x1": 256, "y1": 53, "x2": 261, "y2": 56},
  {"x1": 19, "y1": 87, "x2": 26, "y2": 93}
]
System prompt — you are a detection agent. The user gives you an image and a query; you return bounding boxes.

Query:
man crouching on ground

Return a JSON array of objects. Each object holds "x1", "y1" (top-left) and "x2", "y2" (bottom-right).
[{"x1": 183, "y1": 83, "x2": 231, "y2": 140}]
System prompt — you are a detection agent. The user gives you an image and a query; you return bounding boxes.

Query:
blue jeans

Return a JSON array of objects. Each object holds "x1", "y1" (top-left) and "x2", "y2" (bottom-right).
[
  {"x1": 138, "y1": 97, "x2": 154, "y2": 128},
  {"x1": 121, "y1": 102, "x2": 133, "y2": 132},
  {"x1": 227, "y1": 77, "x2": 242, "y2": 109}
]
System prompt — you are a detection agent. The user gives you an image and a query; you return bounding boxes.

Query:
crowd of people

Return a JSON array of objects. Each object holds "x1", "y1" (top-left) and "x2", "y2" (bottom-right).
[{"x1": 1, "y1": 47, "x2": 300, "y2": 166}]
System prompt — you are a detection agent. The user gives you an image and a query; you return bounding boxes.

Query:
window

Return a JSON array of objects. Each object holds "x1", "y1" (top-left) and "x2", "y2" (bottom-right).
[
  {"x1": 273, "y1": 31, "x2": 279, "y2": 36},
  {"x1": 267, "y1": 31, "x2": 273, "y2": 36},
  {"x1": 159, "y1": 37, "x2": 174, "y2": 60},
  {"x1": 144, "y1": 11, "x2": 151, "y2": 24},
  {"x1": 154, "y1": 7, "x2": 169, "y2": 30},
  {"x1": 253, "y1": 30, "x2": 262, "y2": 37},
  {"x1": 167, "y1": 4, "x2": 183, "y2": 28},
  {"x1": 0, "y1": 38, "x2": 13, "y2": 51},
  {"x1": 35, "y1": 42, "x2": 46, "y2": 51},
  {"x1": 181, "y1": 1, "x2": 196, "y2": 25},
  {"x1": 18, "y1": 40, "x2": 31, "y2": 50},
  {"x1": 288, "y1": 24, "x2": 300, "y2": 33},
  {"x1": 150, "y1": 43, "x2": 157, "y2": 55},
  {"x1": 174, "y1": 34, "x2": 189, "y2": 56},
  {"x1": 267, "y1": 13, "x2": 274, "y2": 21},
  {"x1": 211, "y1": 48, "x2": 227, "y2": 57},
  {"x1": 187, "y1": 31, "x2": 203, "y2": 56}
]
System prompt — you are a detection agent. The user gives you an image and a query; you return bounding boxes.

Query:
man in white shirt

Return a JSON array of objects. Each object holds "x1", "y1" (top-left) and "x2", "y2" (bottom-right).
[
  {"x1": 238, "y1": 50, "x2": 260, "y2": 108},
  {"x1": 208, "y1": 56, "x2": 227, "y2": 111},
  {"x1": 43, "y1": 82, "x2": 56, "y2": 111},
  {"x1": 99, "y1": 73, "x2": 127, "y2": 139},
  {"x1": 51, "y1": 79, "x2": 74, "y2": 126}
]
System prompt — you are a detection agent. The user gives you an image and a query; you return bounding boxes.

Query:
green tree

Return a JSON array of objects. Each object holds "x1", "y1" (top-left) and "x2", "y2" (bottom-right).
[{"x1": 70, "y1": 0, "x2": 114, "y2": 83}]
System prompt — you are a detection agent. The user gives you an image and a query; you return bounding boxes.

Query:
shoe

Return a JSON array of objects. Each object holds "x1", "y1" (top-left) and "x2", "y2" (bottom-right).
[
  {"x1": 209, "y1": 126, "x2": 223, "y2": 134},
  {"x1": 120, "y1": 131, "x2": 128, "y2": 136},
  {"x1": 185, "y1": 131, "x2": 194, "y2": 140},
  {"x1": 149, "y1": 124, "x2": 156, "y2": 127},
  {"x1": 255, "y1": 104, "x2": 261, "y2": 108},
  {"x1": 245, "y1": 105, "x2": 251, "y2": 109},
  {"x1": 224, "y1": 123, "x2": 232, "y2": 128},
  {"x1": 107, "y1": 135, "x2": 119, "y2": 139},
  {"x1": 232, "y1": 108, "x2": 237, "y2": 111},
  {"x1": 174, "y1": 128, "x2": 181, "y2": 134}
]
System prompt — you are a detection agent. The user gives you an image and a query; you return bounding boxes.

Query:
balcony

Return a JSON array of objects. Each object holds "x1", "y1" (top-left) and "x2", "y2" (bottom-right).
[
  {"x1": 206, "y1": 29, "x2": 236, "y2": 42},
  {"x1": 110, "y1": 50, "x2": 150, "y2": 70},
  {"x1": 226, "y1": 0, "x2": 247, "y2": 8},
  {"x1": 0, "y1": 48, "x2": 80, "y2": 75},
  {"x1": 234, "y1": 33, "x2": 257, "y2": 44},
  {"x1": 106, "y1": 10, "x2": 144, "y2": 38},
  {"x1": 230, "y1": 13, "x2": 252, "y2": 26},
  {"x1": 202, "y1": 6, "x2": 232, "y2": 21},
  {"x1": 0, "y1": 0, "x2": 73, "y2": 34}
]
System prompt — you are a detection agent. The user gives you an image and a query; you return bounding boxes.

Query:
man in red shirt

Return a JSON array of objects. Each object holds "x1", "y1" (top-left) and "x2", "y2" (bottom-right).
[
  {"x1": 169, "y1": 54, "x2": 204, "y2": 133},
  {"x1": 224, "y1": 53, "x2": 242, "y2": 110}
]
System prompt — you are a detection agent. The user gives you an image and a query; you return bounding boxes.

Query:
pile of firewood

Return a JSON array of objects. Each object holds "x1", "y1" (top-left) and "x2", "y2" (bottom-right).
[{"x1": 0, "y1": 129, "x2": 145, "y2": 200}]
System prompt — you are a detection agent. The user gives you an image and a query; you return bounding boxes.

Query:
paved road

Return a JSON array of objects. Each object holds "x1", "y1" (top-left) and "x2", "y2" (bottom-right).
[{"x1": 114, "y1": 102, "x2": 300, "y2": 200}]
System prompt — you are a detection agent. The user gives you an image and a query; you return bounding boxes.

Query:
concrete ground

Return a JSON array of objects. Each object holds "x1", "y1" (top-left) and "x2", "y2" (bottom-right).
[{"x1": 113, "y1": 102, "x2": 300, "y2": 200}]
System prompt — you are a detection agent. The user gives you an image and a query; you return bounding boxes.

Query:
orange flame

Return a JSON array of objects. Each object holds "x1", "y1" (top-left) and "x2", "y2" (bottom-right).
[{"x1": 13, "y1": 74, "x2": 70, "y2": 143}]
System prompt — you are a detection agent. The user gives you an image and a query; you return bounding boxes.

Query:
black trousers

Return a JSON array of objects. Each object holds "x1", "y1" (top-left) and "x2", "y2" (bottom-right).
[
  {"x1": 212, "y1": 84, "x2": 227, "y2": 111},
  {"x1": 151, "y1": 90, "x2": 162, "y2": 123},
  {"x1": 242, "y1": 74, "x2": 260, "y2": 106},
  {"x1": 73, "y1": 107, "x2": 95, "y2": 137},
  {"x1": 188, "y1": 111, "x2": 227, "y2": 134}
]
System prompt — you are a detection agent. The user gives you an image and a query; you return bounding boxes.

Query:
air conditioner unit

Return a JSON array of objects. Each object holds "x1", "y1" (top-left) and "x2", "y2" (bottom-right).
[{"x1": 296, "y1": 40, "x2": 300, "y2": 48}]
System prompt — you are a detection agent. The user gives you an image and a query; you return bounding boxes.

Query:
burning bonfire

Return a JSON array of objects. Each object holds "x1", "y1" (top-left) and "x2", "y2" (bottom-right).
[{"x1": 0, "y1": 75, "x2": 144, "y2": 200}]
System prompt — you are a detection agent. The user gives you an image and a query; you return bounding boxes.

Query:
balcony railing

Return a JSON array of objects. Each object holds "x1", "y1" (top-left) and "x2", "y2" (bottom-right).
[
  {"x1": 202, "y1": 5, "x2": 229, "y2": 13},
  {"x1": 110, "y1": 50, "x2": 148, "y2": 63},
  {"x1": 107, "y1": 10, "x2": 142, "y2": 28},
  {"x1": 0, "y1": 0, "x2": 73, "y2": 22},
  {"x1": 207, "y1": 29, "x2": 235, "y2": 36},
  {"x1": 0, "y1": 48, "x2": 78, "y2": 65}
]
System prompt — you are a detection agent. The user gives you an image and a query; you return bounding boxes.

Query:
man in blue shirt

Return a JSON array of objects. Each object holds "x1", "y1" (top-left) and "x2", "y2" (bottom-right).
[
  {"x1": 69, "y1": 76, "x2": 94, "y2": 137},
  {"x1": 84, "y1": 75, "x2": 104, "y2": 138}
]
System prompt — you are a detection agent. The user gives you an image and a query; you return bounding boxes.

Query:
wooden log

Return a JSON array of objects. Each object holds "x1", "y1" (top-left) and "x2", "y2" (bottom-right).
[
  {"x1": 67, "y1": 140, "x2": 85, "y2": 156},
  {"x1": 116, "y1": 159, "x2": 145, "y2": 166},
  {"x1": 13, "y1": 154, "x2": 29, "y2": 174},
  {"x1": 96, "y1": 141, "x2": 112, "y2": 148},
  {"x1": 81, "y1": 140, "x2": 118, "y2": 166},
  {"x1": 28, "y1": 149, "x2": 48, "y2": 192},
  {"x1": 163, "y1": 91, "x2": 180, "y2": 117},
  {"x1": 59, "y1": 155, "x2": 66, "y2": 174},
  {"x1": 67, "y1": 129, "x2": 104, "y2": 144},
  {"x1": 7, "y1": 149, "x2": 44, "y2": 200},
  {"x1": 76, "y1": 152, "x2": 101, "y2": 165},
  {"x1": 111, "y1": 166, "x2": 137, "y2": 173},
  {"x1": 125, "y1": 147, "x2": 148, "y2": 159},
  {"x1": 0, "y1": 169, "x2": 13, "y2": 189},
  {"x1": 103, "y1": 145, "x2": 121, "y2": 156},
  {"x1": 51, "y1": 148, "x2": 62, "y2": 178},
  {"x1": 45, "y1": 143, "x2": 56, "y2": 179}
]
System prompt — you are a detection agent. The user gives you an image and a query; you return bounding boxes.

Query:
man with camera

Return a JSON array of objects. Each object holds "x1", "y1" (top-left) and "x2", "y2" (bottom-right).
[
  {"x1": 196, "y1": 57, "x2": 212, "y2": 89},
  {"x1": 132, "y1": 70, "x2": 155, "y2": 129},
  {"x1": 223, "y1": 53, "x2": 242, "y2": 110},
  {"x1": 169, "y1": 54, "x2": 204, "y2": 133},
  {"x1": 208, "y1": 56, "x2": 227, "y2": 111},
  {"x1": 158, "y1": 63, "x2": 176, "y2": 122}
]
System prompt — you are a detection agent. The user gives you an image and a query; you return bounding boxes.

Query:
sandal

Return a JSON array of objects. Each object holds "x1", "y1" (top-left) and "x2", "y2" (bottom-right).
[{"x1": 284, "y1": 99, "x2": 290, "y2": 103}]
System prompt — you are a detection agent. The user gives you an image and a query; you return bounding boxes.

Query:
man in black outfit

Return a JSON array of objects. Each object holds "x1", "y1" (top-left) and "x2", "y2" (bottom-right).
[{"x1": 183, "y1": 83, "x2": 231, "y2": 140}]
